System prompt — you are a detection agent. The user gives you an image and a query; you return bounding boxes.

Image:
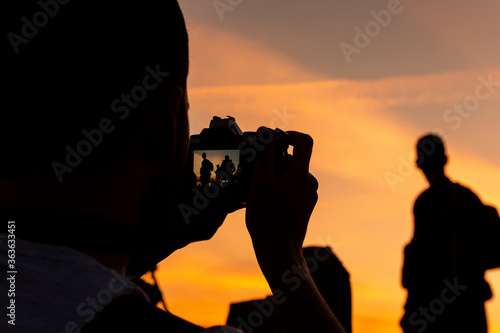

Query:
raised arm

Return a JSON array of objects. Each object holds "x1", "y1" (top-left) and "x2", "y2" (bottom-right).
[{"x1": 246, "y1": 131, "x2": 345, "y2": 333}]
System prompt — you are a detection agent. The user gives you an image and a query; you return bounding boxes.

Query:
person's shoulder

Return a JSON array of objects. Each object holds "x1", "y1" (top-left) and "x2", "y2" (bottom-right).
[
  {"x1": 415, "y1": 188, "x2": 430, "y2": 200},
  {"x1": 453, "y1": 181, "x2": 483, "y2": 205},
  {"x1": 413, "y1": 187, "x2": 431, "y2": 210}
]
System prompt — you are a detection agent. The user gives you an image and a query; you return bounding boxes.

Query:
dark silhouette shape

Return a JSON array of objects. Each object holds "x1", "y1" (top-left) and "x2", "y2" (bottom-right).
[
  {"x1": 200, "y1": 152, "x2": 214, "y2": 186},
  {"x1": 226, "y1": 246, "x2": 352, "y2": 333},
  {"x1": 214, "y1": 164, "x2": 222, "y2": 185},
  {"x1": 219, "y1": 155, "x2": 236, "y2": 183},
  {"x1": 401, "y1": 134, "x2": 498, "y2": 333},
  {"x1": 134, "y1": 266, "x2": 167, "y2": 310}
]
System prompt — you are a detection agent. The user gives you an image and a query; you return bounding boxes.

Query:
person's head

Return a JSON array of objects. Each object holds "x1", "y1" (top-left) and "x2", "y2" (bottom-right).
[
  {"x1": 202, "y1": 153, "x2": 207, "y2": 160},
  {"x1": 2, "y1": 1, "x2": 191, "y2": 234},
  {"x1": 3, "y1": 0, "x2": 189, "y2": 183},
  {"x1": 225, "y1": 155, "x2": 230, "y2": 160},
  {"x1": 415, "y1": 134, "x2": 448, "y2": 183}
]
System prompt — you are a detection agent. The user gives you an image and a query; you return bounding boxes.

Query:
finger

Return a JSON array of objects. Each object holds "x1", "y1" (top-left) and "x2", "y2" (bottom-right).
[
  {"x1": 287, "y1": 131, "x2": 314, "y2": 175},
  {"x1": 306, "y1": 192, "x2": 319, "y2": 222},
  {"x1": 308, "y1": 173, "x2": 319, "y2": 193},
  {"x1": 304, "y1": 174, "x2": 319, "y2": 222}
]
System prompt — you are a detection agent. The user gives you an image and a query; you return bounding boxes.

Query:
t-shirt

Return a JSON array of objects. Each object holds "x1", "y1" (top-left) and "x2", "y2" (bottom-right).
[{"x1": 0, "y1": 236, "x2": 242, "y2": 333}]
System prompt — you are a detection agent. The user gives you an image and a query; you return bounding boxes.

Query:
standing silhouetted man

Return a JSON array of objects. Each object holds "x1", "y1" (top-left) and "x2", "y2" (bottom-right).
[
  {"x1": 401, "y1": 134, "x2": 493, "y2": 333},
  {"x1": 200, "y1": 152, "x2": 214, "y2": 186},
  {"x1": 220, "y1": 155, "x2": 236, "y2": 183}
]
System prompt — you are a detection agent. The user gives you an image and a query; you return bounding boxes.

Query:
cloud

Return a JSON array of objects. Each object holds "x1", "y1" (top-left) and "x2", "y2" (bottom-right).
[
  {"x1": 179, "y1": 0, "x2": 500, "y2": 80},
  {"x1": 186, "y1": 25, "x2": 326, "y2": 87}
]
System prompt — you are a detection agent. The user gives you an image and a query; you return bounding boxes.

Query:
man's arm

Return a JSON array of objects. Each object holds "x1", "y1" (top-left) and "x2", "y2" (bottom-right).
[{"x1": 246, "y1": 131, "x2": 345, "y2": 333}]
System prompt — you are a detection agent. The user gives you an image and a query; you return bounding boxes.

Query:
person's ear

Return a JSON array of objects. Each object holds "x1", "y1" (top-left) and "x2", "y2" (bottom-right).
[{"x1": 136, "y1": 85, "x2": 185, "y2": 164}]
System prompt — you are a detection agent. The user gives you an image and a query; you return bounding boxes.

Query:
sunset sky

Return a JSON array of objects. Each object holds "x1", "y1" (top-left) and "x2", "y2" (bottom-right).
[{"x1": 155, "y1": 1, "x2": 500, "y2": 332}]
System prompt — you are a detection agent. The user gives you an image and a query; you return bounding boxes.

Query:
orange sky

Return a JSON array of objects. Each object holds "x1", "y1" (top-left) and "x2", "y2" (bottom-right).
[{"x1": 154, "y1": 2, "x2": 500, "y2": 332}]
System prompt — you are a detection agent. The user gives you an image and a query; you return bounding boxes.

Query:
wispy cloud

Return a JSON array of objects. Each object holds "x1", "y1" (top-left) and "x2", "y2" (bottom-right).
[{"x1": 186, "y1": 25, "x2": 326, "y2": 87}]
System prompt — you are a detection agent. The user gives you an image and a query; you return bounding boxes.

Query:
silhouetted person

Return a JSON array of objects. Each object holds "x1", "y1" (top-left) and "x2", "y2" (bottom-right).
[
  {"x1": 401, "y1": 134, "x2": 494, "y2": 333},
  {"x1": 200, "y1": 152, "x2": 214, "y2": 186},
  {"x1": 220, "y1": 155, "x2": 236, "y2": 183},
  {"x1": 214, "y1": 164, "x2": 222, "y2": 185},
  {"x1": 1, "y1": 1, "x2": 345, "y2": 332}
]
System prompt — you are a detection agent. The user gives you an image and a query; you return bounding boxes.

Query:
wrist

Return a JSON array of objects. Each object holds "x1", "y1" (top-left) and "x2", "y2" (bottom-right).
[{"x1": 254, "y1": 246, "x2": 309, "y2": 290}]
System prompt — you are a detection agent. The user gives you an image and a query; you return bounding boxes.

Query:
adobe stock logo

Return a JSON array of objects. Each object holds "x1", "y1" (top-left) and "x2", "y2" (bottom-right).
[
  {"x1": 50, "y1": 270, "x2": 136, "y2": 333},
  {"x1": 7, "y1": 0, "x2": 71, "y2": 54},
  {"x1": 213, "y1": 0, "x2": 244, "y2": 21}
]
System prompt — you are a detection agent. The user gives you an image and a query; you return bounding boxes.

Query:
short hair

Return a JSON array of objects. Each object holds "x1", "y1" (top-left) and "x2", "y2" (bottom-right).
[
  {"x1": 416, "y1": 134, "x2": 447, "y2": 169},
  {"x1": 2, "y1": 0, "x2": 188, "y2": 182}
]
